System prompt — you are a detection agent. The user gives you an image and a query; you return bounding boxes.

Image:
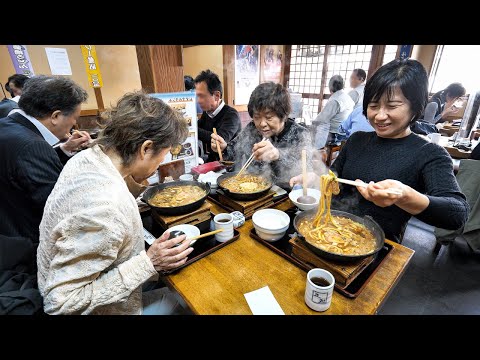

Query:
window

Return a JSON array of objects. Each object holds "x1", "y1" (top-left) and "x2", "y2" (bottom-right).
[
  {"x1": 429, "y1": 45, "x2": 480, "y2": 95},
  {"x1": 288, "y1": 45, "x2": 374, "y2": 123},
  {"x1": 382, "y1": 45, "x2": 398, "y2": 65}
]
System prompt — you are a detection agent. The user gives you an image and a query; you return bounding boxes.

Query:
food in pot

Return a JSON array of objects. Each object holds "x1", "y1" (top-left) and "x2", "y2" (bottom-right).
[
  {"x1": 298, "y1": 170, "x2": 376, "y2": 256},
  {"x1": 149, "y1": 185, "x2": 206, "y2": 207},
  {"x1": 220, "y1": 174, "x2": 270, "y2": 193}
]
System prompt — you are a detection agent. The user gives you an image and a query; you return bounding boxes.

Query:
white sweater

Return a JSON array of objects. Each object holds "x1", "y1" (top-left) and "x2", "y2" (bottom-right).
[{"x1": 37, "y1": 145, "x2": 158, "y2": 315}]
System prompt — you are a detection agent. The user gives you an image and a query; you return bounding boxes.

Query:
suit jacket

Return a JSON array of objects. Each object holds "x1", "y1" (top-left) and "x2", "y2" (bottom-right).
[{"x1": 0, "y1": 112, "x2": 65, "y2": 248}]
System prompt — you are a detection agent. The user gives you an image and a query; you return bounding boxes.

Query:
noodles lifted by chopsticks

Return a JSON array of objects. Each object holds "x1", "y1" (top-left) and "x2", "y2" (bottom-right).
[
  {"x1": 313, "y1": 170, "x2": 340, "y2": 227},
  {"x1": 299, "y1": 170, "x2": 376, "y2": 256}
]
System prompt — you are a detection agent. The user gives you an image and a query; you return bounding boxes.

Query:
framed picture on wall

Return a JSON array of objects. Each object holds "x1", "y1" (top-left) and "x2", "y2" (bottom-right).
[{"x1": 234, "y1": 45, "x2": 260, "y2": 105}]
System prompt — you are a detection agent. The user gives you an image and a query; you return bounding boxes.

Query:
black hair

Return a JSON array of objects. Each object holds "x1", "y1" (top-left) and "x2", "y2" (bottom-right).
[
  {"x1": 4, "y1": 82, "x2": 13, "y2": 98},
  {"x1": 7, "y1": 74, "x2": 29, "y2": 89},
  {"x1": 353, "y1": 68, "x2": 366, "y2": 82},
  {"x1": 194, "y1": 69, "x2": 223, "y2": 97},
  {"x1": 444, "y1": 83, "x2": 466, "y2": 98},
  {"x1": 18, "y1": 75, "x2": 88, "y2": 119},
  {"x1": 247, "y1": 82, "x2": 291, "y2": 121},
  {"x1": 363, "y1": 59, "x2": 428, "y2": 123},
  {"x1": 184, "y1": 75, "x2": 195, "y2": 91},
  {"x1": 329, "y1": 75, "x2": 344, "y2": 93}
]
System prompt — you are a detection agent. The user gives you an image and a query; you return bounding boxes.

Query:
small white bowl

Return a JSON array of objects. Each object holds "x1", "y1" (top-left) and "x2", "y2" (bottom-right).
[
  {"x1": 168, "y1": 224, "x2": 201, "y2": 245},
  {"x1": 252, "y1": 209, "x2": 290, "y2": 242},
  {"x1": 289, "y1": 188, "x2": 321, "y2": 211}
]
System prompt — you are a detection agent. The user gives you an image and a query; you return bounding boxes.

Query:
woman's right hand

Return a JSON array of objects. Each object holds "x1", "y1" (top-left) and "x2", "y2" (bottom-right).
[
  {"x1": 210, "y1": 133, "x2": 227, "y2": 153},
  {"x1": 289, "y1": 172, "x2": 319, "y2": 188},
  {"x1": 146, "y1": 230, "x2": 194, "y2": 271}
]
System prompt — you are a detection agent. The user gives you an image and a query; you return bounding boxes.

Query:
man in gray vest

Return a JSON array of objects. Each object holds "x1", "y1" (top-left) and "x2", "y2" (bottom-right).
[{"x1": 313, "y1": 75, "x2": 354, "y2": 149}]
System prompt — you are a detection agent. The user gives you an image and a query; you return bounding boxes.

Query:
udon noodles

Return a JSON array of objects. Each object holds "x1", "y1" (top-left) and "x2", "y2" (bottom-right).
[
  {"x1": 149, "y1": 185, "x2": 206, "y2": 207},
  {"x1": 298, "y1": 170, "x2": 377, "y2": 256},
  {"x1": 220, "y1": 174, "x2": 270, "y2": 193}
]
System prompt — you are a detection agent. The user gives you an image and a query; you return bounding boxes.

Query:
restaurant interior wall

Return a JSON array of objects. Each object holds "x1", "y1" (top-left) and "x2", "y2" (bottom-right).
[
  {"x1": 0, "y1": 45, "x2": 142, "y2": 111},
  {"x1": 183, "y1": 45, "x2": 224, "y2": 87},
  {"x1": 411, "y1": 45, "x2": 437, "y2": 75}
]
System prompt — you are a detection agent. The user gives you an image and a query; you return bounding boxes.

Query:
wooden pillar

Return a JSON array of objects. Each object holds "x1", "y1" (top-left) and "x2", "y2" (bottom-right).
[
  {"x1": 222, "y1": 45, "x2": 235, "y2": 106},
  {"x1": 367, "y1": 45, "x2": 386, "y2": 81},
  {"x1": 135, "y1": 45, "x2": 184, "y2": 93}
]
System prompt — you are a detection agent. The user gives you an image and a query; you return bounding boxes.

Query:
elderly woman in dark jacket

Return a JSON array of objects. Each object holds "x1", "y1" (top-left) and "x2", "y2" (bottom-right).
[{"x1": 210, "y1": 82, "x2": 313, "y2": 188}]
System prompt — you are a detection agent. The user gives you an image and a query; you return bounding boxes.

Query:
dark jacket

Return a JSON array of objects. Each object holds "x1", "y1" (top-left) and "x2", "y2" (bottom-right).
[
  {"x1": 0, "y1": 99, "x2": 19, "y2": 119},
  {"x1": 0, "y1": 112, "x2": 71, "y2": 314}
]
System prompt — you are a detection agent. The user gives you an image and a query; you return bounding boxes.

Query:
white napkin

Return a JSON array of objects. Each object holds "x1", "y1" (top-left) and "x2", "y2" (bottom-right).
[{"x1": 244, "y1": 286, "x2": 285, "y2": 315}]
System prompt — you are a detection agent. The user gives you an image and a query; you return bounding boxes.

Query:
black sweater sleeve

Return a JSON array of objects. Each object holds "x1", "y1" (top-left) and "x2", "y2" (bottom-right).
[{"x1": 414, "y1": 145, "x2": 469, "y2": 230}]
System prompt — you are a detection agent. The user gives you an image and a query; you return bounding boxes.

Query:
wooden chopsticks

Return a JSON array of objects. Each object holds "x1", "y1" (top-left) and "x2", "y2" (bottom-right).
[
  {"x1": 188, "y1": 229, "x2": 224, "y2": 243},
  {"x1": 213, "y1": 128, "x2": 223, "y2": 161},
  {"x1": 336, "y1": 178, "x2": 403, "y2": 195},
  {"x1": 236, "y1": 137, "x2": 268, "y2": 177}
]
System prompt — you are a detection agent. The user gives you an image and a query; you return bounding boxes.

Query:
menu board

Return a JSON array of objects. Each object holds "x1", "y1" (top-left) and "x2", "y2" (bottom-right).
[{"x1": 149, "y1": 91, "x2": 199, "y2": 175}]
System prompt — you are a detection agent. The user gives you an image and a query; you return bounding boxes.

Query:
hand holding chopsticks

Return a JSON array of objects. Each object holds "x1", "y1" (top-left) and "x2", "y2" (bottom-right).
[
  {"x1": 212, "y1": 128, "x2": 223, "y2": 161},
  {"x1": 237, "y1": 137, "x2": 269, "y2": 177},
  {"x1": 336, "y1": 177, "x2": 403, "y2": 195}
]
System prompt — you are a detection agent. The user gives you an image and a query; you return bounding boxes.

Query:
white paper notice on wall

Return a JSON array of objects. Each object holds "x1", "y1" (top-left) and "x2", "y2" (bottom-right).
[{"x1": 45, "y1": 47, "x2": 72, "y2": 75}]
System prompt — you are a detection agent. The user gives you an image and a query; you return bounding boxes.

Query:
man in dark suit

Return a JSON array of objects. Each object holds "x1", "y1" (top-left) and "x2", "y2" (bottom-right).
[{"x1": 0, "y1": 75, "x2": 89, "y2": 314}]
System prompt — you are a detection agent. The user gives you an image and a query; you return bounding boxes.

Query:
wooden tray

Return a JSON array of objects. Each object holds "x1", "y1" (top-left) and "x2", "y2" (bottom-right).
[
  {"x1": 289, "y1": 237, "x2": 375, "y2": 287},
  {"x1": 217, "y1": 189, "x2": 274, "y2": 213},
  {"x1": 249, "y1": 224, "x2": 393, "y2": 299},
  {"x1": 208, "y1": 191, "x2": 290, "y2": 219},
  {"x1": 159, "y1": 229, "x2": 240, "y2": 275},
  {"x1": 152, "y1": 201, "x2": 212, "y2": 228}
]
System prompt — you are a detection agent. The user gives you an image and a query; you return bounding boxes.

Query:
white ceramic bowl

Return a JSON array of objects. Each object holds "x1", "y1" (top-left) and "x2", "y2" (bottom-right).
[
  {"x1": 289, "y1": 188, "x2": 321, "y2": 211},
  {"x1": 252, "y1": 209, "x2": 290, "y2": 242},
  {"x1": 168, "y1": 224, "x2": 201, "y2": 245}
]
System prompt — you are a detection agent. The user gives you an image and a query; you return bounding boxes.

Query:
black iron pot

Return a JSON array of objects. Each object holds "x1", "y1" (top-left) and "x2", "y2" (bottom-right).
[
  {"x1": 141, "y1": 180, "x2": 210, "y2": 216},
  {"x1": 293, "y1": 209, "x2": 385, "y2": 262},
  {"x1": 216, "y1": 172, "x2": 273, "y2": 201}
]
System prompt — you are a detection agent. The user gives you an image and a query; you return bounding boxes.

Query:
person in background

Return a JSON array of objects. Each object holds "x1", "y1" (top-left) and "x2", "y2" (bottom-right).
[
  {"x1": 211, "y1": 82, "x2": 313, "y2": 188},
  {"x1": 313, "y1": 75, "x2": 354, "y2": 149},
  {"x1": 184, "y1": 74, "x2": 203, "y2": 116},
  {"x1": 195, "y1": 69, "x2": 241, "y2": 162},
  {"x1": 348, "y1": 68, "x2": 366, "y2": 109},
  {"x1": 290, "y1": 59, "x2": 469, "y2": 243},
  {"x1": 429, "y1": 82, "x2": 466, "y2": 124},
  {"x1": 5, "y1": 74, "x2": 29, "y2": 102},
  {"x1": 338, "y1": 106, "x2": 374, "y2": 138},
  {"x1": 0, "y1": 75, "x2": 90, "y2": 314},
  {"x1": 37, "y1": 91, "x2": 192, "y2": 315}
]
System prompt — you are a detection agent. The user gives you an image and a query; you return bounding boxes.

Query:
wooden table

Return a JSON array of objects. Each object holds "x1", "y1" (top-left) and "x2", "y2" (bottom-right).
[
  {"x1": 438, "y1": 135, "x2": 478, "y2": 159},
  {"x1": 163, "y1": 200, "x2": 415, "y2": 315}
]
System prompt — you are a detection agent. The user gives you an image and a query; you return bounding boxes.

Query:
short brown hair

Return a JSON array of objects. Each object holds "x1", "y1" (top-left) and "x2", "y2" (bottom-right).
[{"x1": 95, "y1": 91, "x2": 189, "y2": 166}]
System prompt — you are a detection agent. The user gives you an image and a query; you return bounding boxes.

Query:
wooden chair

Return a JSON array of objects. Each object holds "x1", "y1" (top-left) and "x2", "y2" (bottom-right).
[{"x1": 325, "y1": 140, "x2": 346, "y2": 167}]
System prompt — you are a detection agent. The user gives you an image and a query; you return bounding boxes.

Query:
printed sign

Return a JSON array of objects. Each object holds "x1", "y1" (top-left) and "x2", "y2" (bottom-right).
[
  {"x1": 7, "y1": 45, "x2": 35, "y2": 77},
  {"x1": 80, "y1": 45, "x2": 103, "y2": 88},
  {"x1": 149, "y1": 91, "x2": 199, "y2": 174}
]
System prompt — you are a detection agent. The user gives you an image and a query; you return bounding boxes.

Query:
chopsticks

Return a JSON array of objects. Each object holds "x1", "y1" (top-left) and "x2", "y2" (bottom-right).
[
  {"x1": 336, "y1": 178, "x2": 403, "y2": 195},
  {"x1": 213, "y1": 128, "x2": 223, "y2": 161},
  {"x1": 236, "y1": 137, "x2": 268, "y2": 177},
  {"x1": 188, "y1": 229, "x2": 224, "y2": 243}
]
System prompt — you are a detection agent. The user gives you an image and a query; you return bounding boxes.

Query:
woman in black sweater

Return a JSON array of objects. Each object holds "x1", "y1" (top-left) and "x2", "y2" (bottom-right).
[{"x1": 290, "y1": 59, "x2": 469, "y2": 243}]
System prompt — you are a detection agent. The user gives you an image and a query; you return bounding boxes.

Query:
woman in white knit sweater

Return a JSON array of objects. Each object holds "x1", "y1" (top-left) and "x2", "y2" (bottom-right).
[{"x1": 37, "y1": 92, "x2": 191, "y2": 315}]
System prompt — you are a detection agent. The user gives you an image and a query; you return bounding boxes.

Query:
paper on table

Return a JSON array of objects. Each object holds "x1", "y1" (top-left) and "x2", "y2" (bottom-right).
[
  {"x1": 143, "y1": 228, "x2": 156, "y2": 245},
  {"x1": 244, "y1": 286, "x2": 285, "y2": 315}
]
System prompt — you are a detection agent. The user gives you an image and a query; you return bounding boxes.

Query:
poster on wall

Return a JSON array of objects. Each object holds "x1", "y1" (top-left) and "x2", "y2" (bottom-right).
[
  {"x1": 149, "y1": 91, "x2": 199, "y2": 177},
  {"x1": 45, "y1": 47, "x2": 72, "y2": 75},
  {"x1": 7, "y1": 45, "x2": 35, "y2": 77},
  {"x1": 261, "y1": 45, "x2": 283, "y2": 84},
  {"x1": 80, "y1": 45, "x2": 103, "y2": 88},
  {"x1": 235, "y1": 45, "x2": 260, "y2": 105}
]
